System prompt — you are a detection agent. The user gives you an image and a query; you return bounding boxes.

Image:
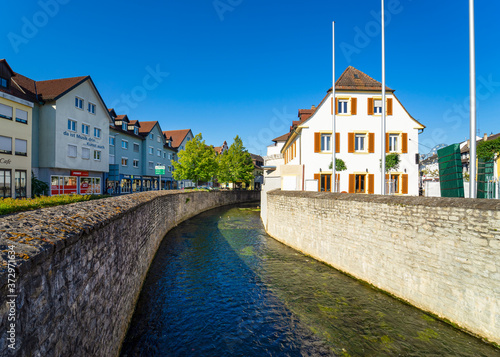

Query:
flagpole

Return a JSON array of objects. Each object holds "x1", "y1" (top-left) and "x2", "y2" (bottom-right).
[
  {"x1": 332, "y1": 21, "x2": 336, "y2": 192},
  {"x1": 381, "y1": 0, "x2": 386, "y2": 195},
  {"x1": 469, "y1": 0, "x2": 477, "y2": 198}
]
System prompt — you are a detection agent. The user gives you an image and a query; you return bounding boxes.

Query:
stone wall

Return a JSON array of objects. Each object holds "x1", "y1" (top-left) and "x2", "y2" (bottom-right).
[
  {"x1": 265, "y1": 190, "x2": 500, "y2": 345},
  {"x1": 0, "y1": 190, "x2": 259, "y2": 357}
]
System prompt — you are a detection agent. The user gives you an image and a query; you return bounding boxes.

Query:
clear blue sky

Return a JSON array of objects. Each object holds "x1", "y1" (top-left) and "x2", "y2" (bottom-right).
[{"x1": 4, "y1": 0, "x2": 500, "y2": 156}]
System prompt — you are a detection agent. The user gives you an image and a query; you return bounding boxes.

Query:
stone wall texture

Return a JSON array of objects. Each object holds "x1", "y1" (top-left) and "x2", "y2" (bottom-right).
[
  {"x1": 0, "y1": 190, "x2": 259, "y2": 357},
  {"x1": 265, "y1": 190, "x2": 500, "y2": 345}
]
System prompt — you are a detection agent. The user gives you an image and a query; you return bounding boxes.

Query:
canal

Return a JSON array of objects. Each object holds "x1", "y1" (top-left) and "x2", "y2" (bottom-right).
[{"x1": 120, "y1": 203, "x2": 500, "y2": 356}]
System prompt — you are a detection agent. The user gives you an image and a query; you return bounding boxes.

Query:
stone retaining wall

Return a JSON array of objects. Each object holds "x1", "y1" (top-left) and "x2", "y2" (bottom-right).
[
  {"x1": 265, "y1": 190, "x2": 500, "y2": 345},
  {"x1": 0, "y1": 190, "x2": 259, "y2": 357}
]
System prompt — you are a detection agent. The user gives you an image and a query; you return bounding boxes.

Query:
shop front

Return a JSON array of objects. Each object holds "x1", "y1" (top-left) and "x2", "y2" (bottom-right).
[{"x1": 50, "y1": 170, "x2": 103, "y2": 196}]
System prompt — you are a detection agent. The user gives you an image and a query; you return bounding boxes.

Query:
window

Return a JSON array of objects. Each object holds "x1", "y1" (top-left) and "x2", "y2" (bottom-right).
[
  {"x1": 122, "y1": 140, "x2": 128, "y2": 149},
  {"x1": 0, "y1": 169, "x2": 11, "y2": 198},
  {"x1": 14, "y1": 139, "x2": 27, "y2": 156},
  {"x1": 109, "y1": 136, "x2": 115, "y2": 146},
  {"x1": 338, "y1": 99, "x2": 348, "y2": 114},
  {"x1": 374, "y1": 100, "x2": 382, "y2": 114},
  {"x1": 94, "y1": 128, "x2": 101, "y2": 138},
  {"x1": 94, "y1": 150, "x2": 101, "y2": 161},
  {"x1": 88, "y1": 102, "x2": 96, "y2": 114},
  {"x1": 122, "y1": 122, "x2": 127, "y2": 131},
  {"x1": 134, "y1": 127, "x2": 139, "y2": 135},
  {"x1": 82, "y1": 147, "x2": 90, "y2": 159},
  {"x1": 150, "y1": 133, "x2": 154, "y2": 140},
  {"x1": 0, "y1": 136, "x2": 12, "y2": 154},
  {"x1": 121, "y1": 157, "x2": 128, "y2": 166},
  {"x1": 389, "y1": 134, "x2": 399, "y2": 152},
  {"x1": 133, "y1": 159, "x2": 139, "y2": 168},
  {"x1": 15, "y1": 170, "x2": 27, "y2": 198},
  {"x1": 75, "y1": 97, "x2": 83, "y2": 109},
  {"x1": 82, "y1": 124, "x2": 89, "y2": 135},
  {"x1": 133, "y1": 143, "x2": 140, "y2": 152},
  {"x1": 168, "y1": 153, "x2": 172, "y2": 160},
  {"x1": 355, "y1": 134, "x2": 366, "y2": 152},
  {"x1": 320, "y1": 134, "x2": 331, "y2": 152},
  {"x1": 148, "y1": 161, "x2": 154, "y2": 170},
  {"x1": 0, "y1": 103, "x2": 13, "y2": 120},
  {"x1": 15, "y1": 109, "x2": 28, "y2": 124},
  {"x1": 0, "y1": 77, "x2": 8, "y2": 89},
  {"x1": 68, "y1": 119, "x2": 76, "y2": 132},
  {"x1": 68, "y1": 144, "x2": 77, "y2": 158},
  {"x1": 355, "y1": 174, "x2": 366, "y2": 193},
  {"x1": 149, "y1": 147, "x2": 153, "y2": 155},
  {"x1": 163, "y1": 152, "x2": 166, "y2": 158},
  {"x1": 157, "y1": 135, "x2": 161, "y2": 143},
  {"x1": 157, "y1": 149, "x2": 161, "y2": 157}
]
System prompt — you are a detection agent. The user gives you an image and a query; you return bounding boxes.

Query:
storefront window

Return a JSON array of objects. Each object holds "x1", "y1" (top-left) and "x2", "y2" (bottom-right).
[
  {"x1": 51, "y1": 176, "x2": 77, "y2": 195},
  {"x1": 15, "y1": 170, "x2": 27, "y2": 198},
  {"x1": 0, "y1": 169, "x2": 11, "y2": 198},
  {"x1": 121, "y1": 179, "x2": 131, "y2": 193}
]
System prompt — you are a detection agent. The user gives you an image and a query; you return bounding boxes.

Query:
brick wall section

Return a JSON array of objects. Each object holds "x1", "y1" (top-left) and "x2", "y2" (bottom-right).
[
  {"x1": 0, "y1": 190, "x2": 259, "y2": 357},
  {"x1": 266, "y1": 190, "x2": 500, "y2": 345}
]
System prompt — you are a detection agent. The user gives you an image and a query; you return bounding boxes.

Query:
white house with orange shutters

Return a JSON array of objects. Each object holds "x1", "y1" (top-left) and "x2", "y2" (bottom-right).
[{"x1": 278, "y1": 66, "x2": 425, "y2": 195}]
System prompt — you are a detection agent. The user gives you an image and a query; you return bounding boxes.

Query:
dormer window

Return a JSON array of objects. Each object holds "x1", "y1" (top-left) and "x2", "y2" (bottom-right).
[
  {"x1": 0, "y1": 77, "x2": 8, "y2": 89},
  {"x1": 122, "y1": 122, "x2": 127, "y2": 131},
  {"x1": 134, "y1": 127, "x2": 138, "y2": 135}
]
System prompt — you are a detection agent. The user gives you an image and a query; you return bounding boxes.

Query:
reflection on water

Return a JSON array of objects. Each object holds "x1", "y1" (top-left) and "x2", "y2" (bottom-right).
[{"x1": 120, "y1": 204, "x2": 500, "y2": 357}]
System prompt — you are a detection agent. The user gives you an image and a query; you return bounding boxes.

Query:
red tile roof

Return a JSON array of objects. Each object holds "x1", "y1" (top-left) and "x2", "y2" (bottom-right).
[
  {"x1": 3, "y1": 73, "x2": 38, "y2": 102},
  {"x1": 36, "y1": 76, "x2": 89, "y2": 101},
  {"x1": 272, "y1": 133, "x2": 290, "y2": 142},
  {"x1": 116, "y1": 114, "x2": 129, "y2": 122},
  {"x1": 138, "y1": 121, "x2": 159, "y2": 135},
  {"x1": 335, "y1": 66, "x2": 393, "y2": 92},
  {"x1": 163, "y1": 129, "x2": 192, "y2": 148}
]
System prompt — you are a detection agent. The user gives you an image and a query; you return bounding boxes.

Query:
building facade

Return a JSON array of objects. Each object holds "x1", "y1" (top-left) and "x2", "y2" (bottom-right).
[{"x1": 163, "y1": 129, "x2": 194, "y2": 189}]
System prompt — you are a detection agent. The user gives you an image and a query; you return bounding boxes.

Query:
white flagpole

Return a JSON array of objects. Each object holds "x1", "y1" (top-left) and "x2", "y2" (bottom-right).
[
  {"x1": 332, "y1": 21, "x2": 336, "y2": 192},
  {"x1": 381, "y1": 0, "x2": 386, "y2": 195},
  {"x1": 469, "y1": 0, "x2": 477, "y2": 198}
]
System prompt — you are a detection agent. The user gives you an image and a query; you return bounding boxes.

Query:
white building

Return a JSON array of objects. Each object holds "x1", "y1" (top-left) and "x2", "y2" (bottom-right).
[{"x1": 269, "y1": 66, "x2": 425, "y2": 195}]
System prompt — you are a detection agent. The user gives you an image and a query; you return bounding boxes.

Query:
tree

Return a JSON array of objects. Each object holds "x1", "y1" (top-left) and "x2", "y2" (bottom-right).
[
  {"x1": 171, "y1": 133, "x2": 217, "y2": 187},
  {"x1": 328, "y1": 158, "x2": 347, "y2": 172},
  {"x1": 380, "y1": 153, "x2": 400, "y2": 172},
  {"x1": 31, "y1": 172, "x2": 49, "y2": 197},
  {"x1": 217, "y1": 136, "x2": 254, "y2": 188}
]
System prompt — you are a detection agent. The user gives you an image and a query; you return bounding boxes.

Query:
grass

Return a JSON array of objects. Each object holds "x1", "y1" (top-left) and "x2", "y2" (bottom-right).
[{"x1": 0, "y1": 194, "x2": 110, "y2": 216}]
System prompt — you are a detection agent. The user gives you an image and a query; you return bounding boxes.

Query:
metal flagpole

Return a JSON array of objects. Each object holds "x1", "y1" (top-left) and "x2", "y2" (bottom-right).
[
  {"x1": 332, "y1": 21, "x2": 336, "y2": 192},
  {"x1": 469, "y1": 0, "x2": 477, "y2": 198},
  {"x1": 381, "y1": 0, "x2": 386, "y2": 195}
]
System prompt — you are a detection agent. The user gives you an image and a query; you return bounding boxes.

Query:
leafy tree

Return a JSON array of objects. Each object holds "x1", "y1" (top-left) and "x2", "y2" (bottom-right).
[
  {"x1": 31, "y1": 172, "x2": 49, "y2": 197},
  {"x1": 171, "y1": 133, "x2": 217, "y2": 187},
  {"x1": 380, "y1": 153, "x2": 400, "y2": 172},
  {"x1": 217, "y1": 136, "x2": 254, "y2": 188},
  {"x1": 477, "y1": 136, "x2": 500, "y2": 161},
  {"x1": 328, "y1": 158, "x2": 347, "y2": 171}
]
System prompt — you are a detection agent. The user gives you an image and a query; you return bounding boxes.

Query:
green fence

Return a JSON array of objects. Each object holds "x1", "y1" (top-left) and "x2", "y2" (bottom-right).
[
  {"x1": 437, "y1": 144, "x2": 464, "y2": 198},
  {"x1": 477, "y1": 159, "x2": 496, "y2": 199}
]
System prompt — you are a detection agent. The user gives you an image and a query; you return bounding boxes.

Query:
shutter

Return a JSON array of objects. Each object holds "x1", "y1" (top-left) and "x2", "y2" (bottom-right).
[
  {"x1": 402, "y1": 174, "x2": 408, "y2": 194},
  {"x1": 387, "y1": 98, "x2": 393, "y2": 115},
  {"x1": 368, "y1": 174, "x2": 375, "y2": 194},
  {"x1": 367, "y1": 98, "x2": 374, "y2": 115},
  {"x1": 335, "y1": 132, "x2": 340, "y2": 153},
  {"x1": 314, "y1": 132, "x2": 320, "y2": 153},
  {"x1": 401, "y1": 133, "x2": 408, "y2": 153},
  {"x1": 351, "y1": 97, "x2": 357, "y2": 115},
  {"x1": 348, "y1": 133, "x2": 355, "y2": 153},
  {"x1": 349, "y1": 174, "x2": 355, "y2": 193},
  {"x1": 385, "y1": 133, "x2": 390, "y2": 153},
  {"x1": 368, "y1": 133, "x2": 375, "y2": 153},
  {"x1": 335, "y1": 98, "x2": 339, "y2": 115},
  {"x1": 0, "y1": 103, "x2": 13, "y2": 119},
  {"x1": 314, "y1": 173, "x2": 320, "y2": 192},
  {"x1": 331, "y1": 97, "x2": 334, "y2": 115}
]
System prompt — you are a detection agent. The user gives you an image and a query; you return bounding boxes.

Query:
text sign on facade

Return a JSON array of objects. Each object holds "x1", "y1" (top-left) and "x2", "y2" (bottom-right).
[
  {"x1": 155, "y1": 166, "x2": 165, "y2": 175},
  {"x1": 70, "y1": 171, "x2": 89, "y2": 177}
]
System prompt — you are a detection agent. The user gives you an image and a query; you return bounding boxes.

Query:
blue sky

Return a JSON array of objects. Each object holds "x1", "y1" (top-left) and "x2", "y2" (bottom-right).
[{"x1": 3, "y1": 0, "x2": 500, "y2": 156}]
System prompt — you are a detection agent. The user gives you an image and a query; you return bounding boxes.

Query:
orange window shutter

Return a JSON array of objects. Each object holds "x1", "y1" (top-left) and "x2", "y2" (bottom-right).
[
  {"x1": 368, "y1": 133, "x2": 375, "y2": 153},
  {"x1": 351, "y1": 97, "x2": 357, "y2": 115},
  {"x1": 349, "y1": 174, "x2": 355, "y2": 193},
  {"x1": 385, "y1": 133, "x2": 390, "y2": 153},
  {"x1": 367, "y1": 98, "x2": 374, "y2": 115},
  {"x1": 348, "y1": 133, "x2": 355, "y2": 153},
  {"x1": 368, "y1": 174, "x2": 374, "y2": 194},
  {"x1": 385, "y1": 174, "x2": 389, "y2": 180},
  {"x1": 314, "y1": 132, "x2": 320, "y2": 153},
  {"x1": 402, "y1": 174, "x2": 408, "y2": 194},
  {"x1": 402, "y1": 133, "x2": 408, "y2": 153},
  {"x1": 331, "y1": 97, "x2": 334, "y2": 115},
  {"x1": 335, "y1": 98, "x2": 339, "y2": 115},
  {"x1": 335, "y1": 132, "x2": 340, "y2": 153},
  {"x1": 387, "y1": 98, "x2": 393, "y2": 116},
  {"x1": 314, "y1": 173, "x2": 320, "y2": 191}
]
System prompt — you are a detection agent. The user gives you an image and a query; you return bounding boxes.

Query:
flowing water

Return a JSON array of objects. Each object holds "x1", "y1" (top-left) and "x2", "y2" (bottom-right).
[{"x1": 120, "y1": 204, "x2": 500, "y2": 356}]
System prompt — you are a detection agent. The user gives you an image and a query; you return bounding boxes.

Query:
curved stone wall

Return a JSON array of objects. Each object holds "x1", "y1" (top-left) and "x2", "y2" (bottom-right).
[{"x1": 0, "y1": 190, "x2": 259, "y2": 357}]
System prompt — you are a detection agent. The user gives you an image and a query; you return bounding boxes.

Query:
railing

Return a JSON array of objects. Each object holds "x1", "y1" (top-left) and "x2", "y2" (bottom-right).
[
  {"x1": 386, "y1": 179, "x2": 396, "y2": 195},
  {"x1": 263, "y1": 154, "x2": 283, "y2": 161}
]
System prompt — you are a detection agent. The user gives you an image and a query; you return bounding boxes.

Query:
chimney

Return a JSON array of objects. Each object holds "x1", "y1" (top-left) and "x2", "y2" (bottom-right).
[
  {"x1": 484, "y1": 133, "x2": 488, "y2": 141},
  {"x1": 311, "y1": 105, "x2": 316, "y2": 110}
]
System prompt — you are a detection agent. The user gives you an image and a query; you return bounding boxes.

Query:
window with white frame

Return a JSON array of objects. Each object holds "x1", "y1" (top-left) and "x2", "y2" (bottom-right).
[
  {"x1": 82, "y1": 147, "x2": 90, "y2": 159},
  {"x1": 75, "y1": 97, "x2": 83, "y2": 109},
  {"x1": 0, "y1": 103, "x2": 13, "y2": 120},
  {"x1": 149, "y1": 133, "x2": 153, "y2": 140},
  {"x1": 389, "y1": 134, "x2": 399, "y2": 152},
  {"x1": 121, "y1": 157, "x2": 128, "y2": 166},
  {"x1": 15, "y1": 109, "x2": 28, "y2": 124},
  {"x1": 133, "y1": 159, "x2": 139, "y2": 168},
  {"x1": 122, "y1": 122, "x2": 127, "y2": 131},
  {"x1": 148, "y1": 161, "x2": 154, "y2": 170},
  {"x1": 355, "y1": 134, "x2": 366, "y2": 152},
  {"x1": 94, "y1": 150, "x2": 101, "y2": 161},
  {"x1": 0, "y1": 136, "x2": 12, "y2": 154},
  {"x1": 122, "y1": 140, "x2": 128, "y2": 149},
  {"x1": 157, "y1": 135, "x2": 161, "y2": 143},
  {"x1": 14, "y1": 139, "x2": 27, "y2": 156},
  {"x1": 88, "y1": 102, "x2": 96, "y2": 114},
  {"x1": 374, "y1": 99, "x2": 382, "y2": 114},
  {"x1": 149, "y1": 147, "x2": 153, "y2": 155},
  {"x1": 94, "y1": 128, "x2": 101, "y2": 138},
  {"x1": 109, "y1": 136, "x2": 115, "y2": 146},
  {"x1": 338, "y1": 99, "x2": 349, "y2": 114},
  {"x1": 68, "y1": 119, "x2": 76, "y2": 132},
  {"x1": 68, "y1": 144, "x2": 77, "y2": 158},
  {"x1": 82, "y1": 124, "x2": 89, "y2": 135},
  {"x1": 320, "y1": 134, "x2": 331, "y2": 152},
  {"x1": 157, "y1": 149, "x2": 161, "y2": 157},
  {"x1": 133, "y1": 143, "x2": 140, "y2": 152}
]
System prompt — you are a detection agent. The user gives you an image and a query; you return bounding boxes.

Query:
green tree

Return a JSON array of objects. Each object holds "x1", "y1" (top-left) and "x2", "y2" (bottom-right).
[
  {"x1": 380, "y1": 153, "x2": 400, "y2": 172},
  {"x1": 31, "y1": 172, "x2": 49, "y2": 197},
  {"x1": 171, "y1": 133, "x2": 217, "y2": 187},
  {"x1": 328, "y1": 158, "x2": 347, "y2": 171},
  {"x1": 217, "y1": 136, "x2": 254, "y2": 188}
]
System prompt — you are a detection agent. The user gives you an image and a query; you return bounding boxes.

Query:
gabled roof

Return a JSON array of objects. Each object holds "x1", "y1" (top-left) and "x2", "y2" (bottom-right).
[
  {"x1": 162, "y1": 129, "x2": 192, "y2": 149},
  {"x1": 129, "y1": 119, "x2": 141, "y2": 127},
  {"x1": 138, "y1": 121, "x2": 160, "y2": 136},
  {"x1": 108, "y1": 108, "x2": 117, "y2": 117},
  {"x1": 0, "y1": 59, "x2": 14, "y2": 75},
  {"x1": 5, "y1": 73, "x2": 38, "y2": 103},
  {"x1": 116, "y1": 114, "x2": 129, "y2": 123},
  {"x1": 36, "y1": 76, "x2": 89, "y2": 101},
  {"x1": 272, "y1": 133, "x2": 290, "y2": 142},
  {"x1": 335, "y1": 66, "x2": 393, "y2": 92}
]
